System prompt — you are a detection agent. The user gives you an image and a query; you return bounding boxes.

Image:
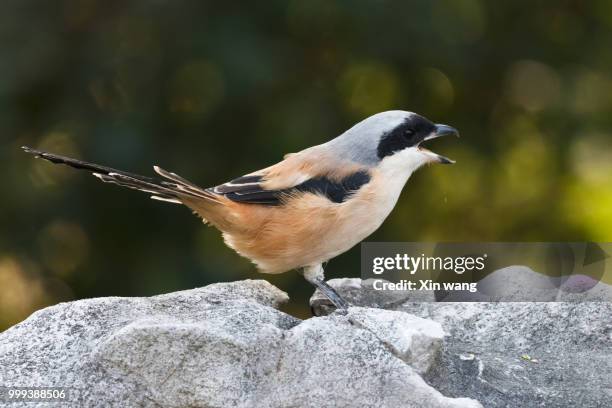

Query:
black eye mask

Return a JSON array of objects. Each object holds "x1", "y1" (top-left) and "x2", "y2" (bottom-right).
[{"x1": 376, "y1": 115, "x2": 437, "y2": 159}]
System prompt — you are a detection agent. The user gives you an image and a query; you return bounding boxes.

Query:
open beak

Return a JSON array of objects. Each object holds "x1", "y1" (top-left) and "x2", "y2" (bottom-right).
[{"x1": 418, "y1": 124, "x2": 459, "y2": 164}]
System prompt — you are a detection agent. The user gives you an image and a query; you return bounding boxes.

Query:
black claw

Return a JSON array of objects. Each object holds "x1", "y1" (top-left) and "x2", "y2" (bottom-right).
[{"x1": 312, "y1": 278, "x2": 350, "y2": 311}]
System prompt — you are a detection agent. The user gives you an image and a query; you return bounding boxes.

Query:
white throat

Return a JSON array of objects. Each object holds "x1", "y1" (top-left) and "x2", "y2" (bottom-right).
[
  {"x1": 371, "y1": 147, "x2": 428, "y2": 216},
  {"x1": 378, "y1": 147, "x2": 427, "y2": 186}
]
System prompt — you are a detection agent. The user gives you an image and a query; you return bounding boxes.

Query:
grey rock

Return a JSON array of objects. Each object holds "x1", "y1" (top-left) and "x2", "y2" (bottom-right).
[
  {"x1": 0, "y1": 280, "x2": 481, "y2": 408},
  {"x1": 446, "y1": 265, "x2": 560, "y2": 301},
  {"x1": 312, "y1": 276, "x2": 612, "y2": 408},
  {"x1": 310, "y1": 278, "x2": 436, "y2": 315},
  {"x1": 463, "y1": 266, "x2": 612, "y2": 302},
  {"x1": 345, "y1": 306, "x2": 445, "y2": 375},
  {"x1": 555, "y1": 274, "x2": 612, "y2": 301}
]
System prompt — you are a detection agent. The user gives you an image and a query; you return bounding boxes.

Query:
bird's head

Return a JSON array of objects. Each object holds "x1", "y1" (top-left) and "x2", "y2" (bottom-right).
[{"x1": 329, "y1": 110, "x2": 459, "y2": 174}]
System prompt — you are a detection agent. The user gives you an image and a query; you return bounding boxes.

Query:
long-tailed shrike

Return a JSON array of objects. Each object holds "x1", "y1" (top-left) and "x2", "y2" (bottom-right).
[{"x1": 23, "y1": 110, "x2": 458, "y2": 311}]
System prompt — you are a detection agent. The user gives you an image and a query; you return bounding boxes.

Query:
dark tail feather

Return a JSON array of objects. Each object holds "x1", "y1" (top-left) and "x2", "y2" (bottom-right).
[{"x1": 22, "y1": 146, "x2": 220, "y2": 204}]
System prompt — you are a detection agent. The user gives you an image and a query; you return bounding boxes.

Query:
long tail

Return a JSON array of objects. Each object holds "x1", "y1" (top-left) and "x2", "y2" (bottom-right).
[{"x1": 22, "y1": 146, "x2": 220, "y2": 205}]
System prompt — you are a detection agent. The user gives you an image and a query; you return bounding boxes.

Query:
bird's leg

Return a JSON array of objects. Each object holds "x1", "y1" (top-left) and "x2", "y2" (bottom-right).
[{"x1": 303, "y1": 264, "x2": 350, "y2": 312}]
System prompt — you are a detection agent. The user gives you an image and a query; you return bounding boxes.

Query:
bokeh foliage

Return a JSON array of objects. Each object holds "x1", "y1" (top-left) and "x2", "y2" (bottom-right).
[{"x1": 1, "y1": 0, "x2": 612, "y2": 329}]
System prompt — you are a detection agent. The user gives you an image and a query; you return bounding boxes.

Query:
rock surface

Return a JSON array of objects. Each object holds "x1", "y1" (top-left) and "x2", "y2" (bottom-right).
[
  {"x1": 0, "y1": 280, "x2": 481, "y2": 408},
  {"x1": 312, "y1": 277, "x2": 612, "y2": 408}
]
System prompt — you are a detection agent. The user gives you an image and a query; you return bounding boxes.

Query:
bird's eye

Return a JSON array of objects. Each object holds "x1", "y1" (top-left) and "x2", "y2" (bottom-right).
[{"x1": 404, "y1": 129, "x2": 414, "y2": 137}]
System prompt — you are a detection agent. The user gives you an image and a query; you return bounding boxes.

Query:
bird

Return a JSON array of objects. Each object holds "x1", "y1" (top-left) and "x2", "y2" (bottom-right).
[{"x1": 22, "y1": 110, "x2": 458, "y2": 312}]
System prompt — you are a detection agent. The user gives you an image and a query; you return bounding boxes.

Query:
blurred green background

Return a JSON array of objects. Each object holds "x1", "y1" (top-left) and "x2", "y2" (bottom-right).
[{"x1": 2, "y1": 0, "x2": 612, "y2": 329}]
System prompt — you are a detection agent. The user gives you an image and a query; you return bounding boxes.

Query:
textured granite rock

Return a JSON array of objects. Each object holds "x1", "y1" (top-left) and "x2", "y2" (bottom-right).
[
  {"x1": 0, "y1": 280, "x2": 481, "y2": 408},
  {"x1": 311, "y1": 275, "x2": 612, "y2": 408}
]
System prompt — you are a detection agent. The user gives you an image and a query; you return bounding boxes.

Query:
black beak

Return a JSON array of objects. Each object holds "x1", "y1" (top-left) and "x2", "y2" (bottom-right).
[
  {"x1": 436, "y1": 155, "x2": 455, "y2": 164},
  {"x1": 433, "y1": 124, "x2": 460, "y2": 138},
  {"x1": 418, "y1": 124, "x2": 459, "y2": 164}
]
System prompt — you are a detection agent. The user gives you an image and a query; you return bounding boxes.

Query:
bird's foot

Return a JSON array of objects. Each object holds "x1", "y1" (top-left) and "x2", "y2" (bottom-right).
[{"x1": 311, "y1": 278, "x2": 350, "y2": 313}]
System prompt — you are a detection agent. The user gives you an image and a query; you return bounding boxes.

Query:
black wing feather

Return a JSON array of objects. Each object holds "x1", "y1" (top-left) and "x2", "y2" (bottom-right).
[{"x1": 213, "y1": 171, "x2": 371, "y2": 206}]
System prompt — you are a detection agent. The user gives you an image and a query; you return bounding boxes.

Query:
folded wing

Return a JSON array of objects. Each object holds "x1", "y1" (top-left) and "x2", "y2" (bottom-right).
[{"x1": 211, "y1": 149, "x2": 371, "y2": 206}]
